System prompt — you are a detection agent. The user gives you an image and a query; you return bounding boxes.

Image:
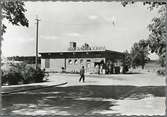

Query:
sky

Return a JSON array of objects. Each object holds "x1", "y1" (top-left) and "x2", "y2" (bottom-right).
[{"x1": 2, "y1": 1, "x2": 160, "y2": 59}]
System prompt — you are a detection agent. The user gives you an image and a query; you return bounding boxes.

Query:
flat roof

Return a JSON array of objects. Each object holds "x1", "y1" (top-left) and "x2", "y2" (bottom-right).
[
  {"x1": 39, "y1": 50, "x2": 124, "y2": 59},
  {"x1": 39, "y1": 49, "x2": 123, "y2": 54}
]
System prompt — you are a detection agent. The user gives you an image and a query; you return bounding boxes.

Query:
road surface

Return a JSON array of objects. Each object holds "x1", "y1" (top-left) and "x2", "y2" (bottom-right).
[{"x1": 1, "y1": 72, "x2": 166, "y2": 116}]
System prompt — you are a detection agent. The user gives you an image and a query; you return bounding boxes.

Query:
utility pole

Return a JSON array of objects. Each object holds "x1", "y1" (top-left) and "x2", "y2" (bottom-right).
[
  {"x1": 165, "y1": 3, "x2": 167, "y2": 116},
  {"x1": 0, "y1": 1, "x2": 2, "y2": 114},
  {"x1": 35, "y1": 17, "x2": 40, "y2": 70}
]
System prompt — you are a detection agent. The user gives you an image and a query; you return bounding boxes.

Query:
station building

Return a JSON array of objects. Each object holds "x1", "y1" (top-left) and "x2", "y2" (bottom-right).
[{"x1": 39, "y1": 42, "x2": 124, "y2": 74}]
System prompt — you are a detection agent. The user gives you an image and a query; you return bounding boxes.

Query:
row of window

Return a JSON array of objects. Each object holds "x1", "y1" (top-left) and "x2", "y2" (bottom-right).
[
  {"x1": 44, "y1": 59, "x2": 92, "y2": 68},
  {"x1": 68, "y1": 59, "x2": 91, "y2": 65}
]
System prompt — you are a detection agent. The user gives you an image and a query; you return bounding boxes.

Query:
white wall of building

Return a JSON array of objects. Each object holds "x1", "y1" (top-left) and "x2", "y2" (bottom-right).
[
  {"x1": 41, "y1": 57, "x2": 105, "y2": 73},
  {"x1": 41, "y1": 59, "x2": 45, "y2": 69},
  {"x1": 66, "y1": 58, "x2": 105, "y2": 73},
  {"x1": 41, "y1": 58, "x2": 65, "y2": 72},
  {"x1": 50, "y1": 59, "x2": 65, "y2": 72}
]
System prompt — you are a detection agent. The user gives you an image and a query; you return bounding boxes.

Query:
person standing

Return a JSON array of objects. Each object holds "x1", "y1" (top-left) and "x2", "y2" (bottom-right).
[{"x1": 79, "y1": 66, "x2": 85, "y2": 82}]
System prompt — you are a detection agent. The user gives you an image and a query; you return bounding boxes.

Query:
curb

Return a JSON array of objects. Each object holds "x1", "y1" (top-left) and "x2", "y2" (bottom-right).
[{"x1": 2, "y1": 82, "x2": 68, "y2": 95}]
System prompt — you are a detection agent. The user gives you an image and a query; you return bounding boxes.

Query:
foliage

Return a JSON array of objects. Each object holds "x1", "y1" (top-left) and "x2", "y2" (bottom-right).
[
  {"x1": 147, "y1": 6, "x2": 166, "y2": 67},
  {"x1": 2, "y1": 63, "x2": 45, "y2": 85},
  {"x1": 121, "y1": 1, "x2": 166, "y2": 68},
  {"x1": 1, "y1": 1, "x2": 29, "y2": 85},
  {"x1": 121, "y1": 1, "x2": 166, "y2": 8},
  {"x1": 33, "y1": 67, "x2": 45, "y2": 83},
  {"x1": 81, "y1": 43, "x2": 91, "y2": 50},
  {"x1": 7, "y1": 56, "x2": 40, "y2": 64},
  {"x1": 1, "y1": 0, "x2": 29, "y2": 34},
  {"x1": 2, "y1": 70, "x2": 22, "y2": 85},
  {"x1": 122, "y1": 50, "x2": 131, "y2": 73},
  {"x1": 130, "y1": 40, "x2": 150, "y2": 69},
  {"x1": 157, "y1": 68, "x2": 166, "y2": 76}
]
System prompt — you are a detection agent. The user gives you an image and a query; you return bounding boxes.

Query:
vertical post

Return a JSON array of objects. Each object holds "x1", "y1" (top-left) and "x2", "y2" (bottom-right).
[
  {"x1": 165, "y1": 3, "x2": 167, "y2": 116},
  {"x1": 0, "y1": 0, "x2": 2, "y2": 114},
  {"x1": 64, "y1": 58, "x2": 66, "y2": 70},
  {"x1": 35, "y1": 18, "x2": 40, "y2": 70}
]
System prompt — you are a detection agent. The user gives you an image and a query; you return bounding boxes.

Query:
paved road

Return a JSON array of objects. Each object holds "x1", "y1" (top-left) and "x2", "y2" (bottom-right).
[
  {"x1": 48, "y1": 72, "x2": 166, "y2": 86},
  {"x1": 1, "y1": 72, "x2": 166, "y2": 116}
]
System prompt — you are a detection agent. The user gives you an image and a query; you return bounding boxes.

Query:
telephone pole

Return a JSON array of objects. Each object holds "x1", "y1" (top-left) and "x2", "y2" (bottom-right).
[
  {"x1": 35, "y1": 17, "x2": 40, "y2": 70},
  {"x1": 0, "y1": 1, "x2": 2, "y2": 114}
]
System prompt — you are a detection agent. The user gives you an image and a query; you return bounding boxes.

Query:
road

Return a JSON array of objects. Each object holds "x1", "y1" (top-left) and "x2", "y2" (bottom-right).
[{"x1": 1, "y1": 72, "x2": 166, "y2": 116}]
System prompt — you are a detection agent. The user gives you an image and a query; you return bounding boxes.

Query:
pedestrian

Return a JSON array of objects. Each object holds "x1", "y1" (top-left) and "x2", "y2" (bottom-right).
[{"x1": 79, "y1": 66, "x2": 85, "y2": 82}]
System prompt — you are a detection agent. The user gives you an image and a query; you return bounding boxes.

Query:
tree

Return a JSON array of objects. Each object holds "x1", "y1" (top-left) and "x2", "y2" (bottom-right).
[
  {"x1": 122, "y1": 50, "x2": 131, "y2": 73},
  {"x1": 121, "y1": 1, "x2": 166, "y2": 67},
  {"x1": 1, "y1": 0, "x2": 29, "y2": 34},
  {"x1": 81, "y1": 43, "x2": 91, "y2": 50},
  {"x1": 0, "y1": 0, "x2": 29, "y2": 80},
  {"x1": 147, "y1": 6, "x2": 166, "y2": 67},
  {"x1": 0, "y1": 0, "x2": 28, "y2": 93},
  {"x1": 121, "y1": 1, "x2": 166, "y2": 8},
  {"x1": 130, "y1": 40, "x2": 149, "y2": 69}
]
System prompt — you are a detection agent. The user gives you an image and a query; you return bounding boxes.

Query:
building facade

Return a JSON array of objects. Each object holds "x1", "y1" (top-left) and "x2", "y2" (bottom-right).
[{"x1": 40, "y1": 50, "x2": 124, "y2": 74}]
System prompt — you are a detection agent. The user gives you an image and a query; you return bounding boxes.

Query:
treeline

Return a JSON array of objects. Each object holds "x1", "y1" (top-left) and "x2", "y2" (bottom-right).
[
  {"x1": 124, "y1": 6, "x2": 166, "y2": 70},
  {"x1": 7, "y1": 56, "x2": 41, "y2": 64}
]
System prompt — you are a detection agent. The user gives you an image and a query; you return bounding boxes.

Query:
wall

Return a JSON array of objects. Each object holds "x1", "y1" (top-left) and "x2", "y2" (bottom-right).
[
  {"x1": 65, "y1": 58, "x2": 105, "y2": 73},
  {"x1": 41, "y1": 58, "x2": 65, "y2": 72},
  {"x1": 41, "y1": 59, "x2": 45, "y2": 69},
  {"x1": 41, "y1": 57, "x2": 106, "y2": 73}
]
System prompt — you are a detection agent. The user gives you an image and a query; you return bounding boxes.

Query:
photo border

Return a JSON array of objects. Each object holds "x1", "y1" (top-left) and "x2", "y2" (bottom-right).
[{"x1": 0, "y1": 0, "x2": 166, "y2": 117}]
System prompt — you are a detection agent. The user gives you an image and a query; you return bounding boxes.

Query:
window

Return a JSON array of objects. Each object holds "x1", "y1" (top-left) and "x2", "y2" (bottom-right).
[
  {"x1": 68, "y1": 59, "x2": 73, "y2": 64},
  {"x1": 80, "y1": 59, "x2": 83, "y2": 64},
  {"x1": 45, "y1": 59, "x2": 50, "y2": 68},
  {"x1": 74, "y1": 59, "x2": 78, "y2": 64},
  {"x1": 87, "y1": 59, "x2": 91, "y2": 62}
]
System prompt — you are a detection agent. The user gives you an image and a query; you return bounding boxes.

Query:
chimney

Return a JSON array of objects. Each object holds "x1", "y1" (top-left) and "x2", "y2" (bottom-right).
[{"x1": 69, "y1": 42, "x2": 77, "y2": 51}]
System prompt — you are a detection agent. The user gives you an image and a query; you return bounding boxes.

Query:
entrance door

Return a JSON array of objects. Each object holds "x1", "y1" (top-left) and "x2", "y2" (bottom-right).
[{"x1": 86, "y1": 59, "x2": 92, "y2": 73}]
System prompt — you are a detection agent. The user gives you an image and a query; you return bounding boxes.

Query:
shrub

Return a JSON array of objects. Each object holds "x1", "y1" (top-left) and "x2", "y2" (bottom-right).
[
  {"x1": 2, "y1": 70, "x2": 23, "y2": 85},
  {"x1": 2, "y1": 63, "x2": 45, "y2": 85},
  {"x1": 157, "y1": 68, "x2": 166, "y2": 76},
  {"x1": 33, "y1": 67, "x2": 45, "y2": 83},
  {"x1": 22, "y1": 67, "x2": 35, "y2": 84}
]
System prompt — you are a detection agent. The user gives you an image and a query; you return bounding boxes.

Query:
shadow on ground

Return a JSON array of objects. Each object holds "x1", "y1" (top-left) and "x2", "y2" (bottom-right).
[{"x1": 2, "y1": 85, "x2": 165, "y2": 115}]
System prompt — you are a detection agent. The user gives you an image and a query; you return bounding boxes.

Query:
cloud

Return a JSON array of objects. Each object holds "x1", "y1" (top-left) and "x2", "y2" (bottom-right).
[
  {"x1": 88, "y1": 15, "x2": 99, "y2": 20},
  {"x1": 14, "y1": 38, "x2": 34, "y2": 44},
  {"x1": 66, "y1": 32, "x2": 81, "y2": 37},
  {"x1": 40, "y1": 35, "x2": 59, "y2": 40},
  {"x1": 103, "y1": 16, "x2": 116, "y2": 22}
]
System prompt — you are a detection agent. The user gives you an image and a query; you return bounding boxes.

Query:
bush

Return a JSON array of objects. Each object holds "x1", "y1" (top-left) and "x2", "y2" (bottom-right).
[
  {"x1": 2, "y1": 63, "x2": 45, "y2": 85},
  {"x1": 157, "y1": 68, "x2": 166, "y2": 76},
  {"x1": 22, "y1": 67, "x2": 35, "y2": 84},
  {"x1": 2, "y1": 71, "x2": 22, "y2": 85},
  {"x1": 33, "y1": 67, "x2": 45, "y2": 83},
  {"x1": 4, "y1": 72, "x2": 22, "y2": 85}
]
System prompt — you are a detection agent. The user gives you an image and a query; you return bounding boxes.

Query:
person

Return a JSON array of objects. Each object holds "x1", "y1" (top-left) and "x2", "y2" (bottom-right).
[
  {"x1": 97, "y1": 65, "x2": 100, "y2": 75},
  {"x1": 79, "y1": 66, "x2": 85, "y2": 82}
]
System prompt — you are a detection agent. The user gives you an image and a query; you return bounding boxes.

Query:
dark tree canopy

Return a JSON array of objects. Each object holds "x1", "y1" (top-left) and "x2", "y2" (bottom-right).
[
  {"x1": 130, "y1": 40, "x2": 149, "y2": 69},
  {"x1": 121, "y1": 1, "x2": 166, "y2": 7},
  {"x1": 1, "y1": 0, "x2": 29, "y2": 34},
  {"x1": 122, "y1": 1, "x2": 166, "y2": 67},
  {"x1": 81, "y1": 43, "x2": 91, "y2": 50},
  {"x1": 147, "y1": 6, "x2": 166, "y2": 66},
  {"x1": 122, "y1": 50, "x2": 131, "y2": 73}
]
